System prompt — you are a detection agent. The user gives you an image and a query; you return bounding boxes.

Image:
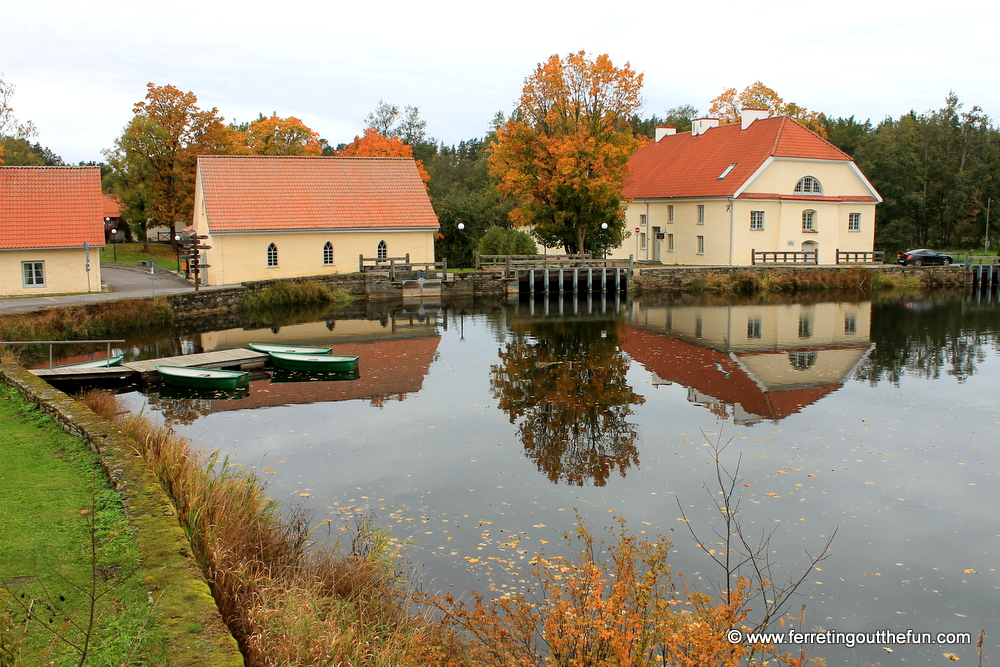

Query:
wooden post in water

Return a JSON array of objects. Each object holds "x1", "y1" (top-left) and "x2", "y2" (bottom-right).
[{"x1": 544, "y1": 269, "x2": 550, "y2": 293}]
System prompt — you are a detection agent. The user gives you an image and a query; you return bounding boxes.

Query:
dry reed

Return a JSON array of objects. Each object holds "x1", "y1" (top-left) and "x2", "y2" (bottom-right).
[
  {"x1": 81, "y1": 390, "x2": 430, "y2": 667},
  {"x1": 0, "y1": 298, "x2": 171, "y2": 341}
]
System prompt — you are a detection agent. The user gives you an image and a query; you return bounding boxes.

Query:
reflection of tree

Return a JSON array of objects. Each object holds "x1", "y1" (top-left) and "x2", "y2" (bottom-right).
[
  {"x1": 146, "y1": 393, "x2": 213, "y2": 426},
  {"x1": 490, "y1": 320, "x2": 644, "y2": 486},
  {"x1": 854, "y1": 298, "x2": 999, "y2": 385}
]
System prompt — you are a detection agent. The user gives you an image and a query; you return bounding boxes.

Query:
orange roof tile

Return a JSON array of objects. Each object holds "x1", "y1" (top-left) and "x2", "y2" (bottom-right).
[
  {"x1": 0, "y1": 166, "x2": 105, "y2": 249},
  {"x1": 101, "y1": 195, "x2": 121, "y2": 219},
  {"x1": 624, "y1": 116, "x2": 853, "y2": 200},
  {"x1": 197, "y1": 155, "x2": 440, "y2": 233}
]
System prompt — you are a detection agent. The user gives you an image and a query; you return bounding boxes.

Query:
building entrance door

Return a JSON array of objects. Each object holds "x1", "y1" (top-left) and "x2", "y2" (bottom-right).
[{"x1": 652, "y1": 226, "x2": 661, "y2": 262}]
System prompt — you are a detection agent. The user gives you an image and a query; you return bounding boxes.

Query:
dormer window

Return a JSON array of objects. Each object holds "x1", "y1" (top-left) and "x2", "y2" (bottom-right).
[{"x1": 795, "y1": 176, "x2": 823, "y2": 194}]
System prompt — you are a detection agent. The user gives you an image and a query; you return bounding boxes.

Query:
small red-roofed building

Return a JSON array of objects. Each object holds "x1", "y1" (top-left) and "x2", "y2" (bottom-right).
[
  {"x1": 191, "y1": 155, "x2": 439, "y2": 285},
  {"x1": 0, "y1": 166, "x2": 105, "y2": 296},
  {"x1": 614, "y1": 110, "x2": 881, "y2": 265}
]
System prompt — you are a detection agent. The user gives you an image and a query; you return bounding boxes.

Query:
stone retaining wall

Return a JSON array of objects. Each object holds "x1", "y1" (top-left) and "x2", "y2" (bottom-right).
[
  {"x1": 0, "y1": 364, "x2": 244, "y2": 667},
  {"x1": 633, "y1": 265, "x2": 966, "y2": 293}
]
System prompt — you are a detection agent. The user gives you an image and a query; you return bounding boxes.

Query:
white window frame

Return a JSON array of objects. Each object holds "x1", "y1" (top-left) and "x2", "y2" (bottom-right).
[
  {"x1": 667, "y1": 233, "x2": 674, "y2": 252},
  {"x1": 323, "y1": 241, "x2": 334, "y2": 265},
  {"x1": 750, "y1": 210, "x2": 764, "y2": 230},
  {"x1": 22, "y1": 261, "x2": 45, "y2": 287},
  {"x1": 795, "y1": 176, "x2": 823, "y2": 194},
  {"x1": 639, "y1": 213, "x2": 647, "y2": 227},
  {"x1": 640, "y1": 232, "x2": 647, "y2": 250},
  {"x1": 697, "y1": 204, "x2": 705, "y2": 224},
  {"x1": 266, "y1": 243, "x2": 278, "y2": 267},
  {"x1": 667, "y1": 205, "x2": 674, "y2": 223},
  {"x1": 802, "y1": 210, "x2": 816, "y2": 232},
  {"x1": 696, "y1": 235, "x2": 705, "y2": 255},
  {"x1": 377, "y1": 240, "x2": 387, "y2": 260},
  {"x1": 848, "y1": 212, "x2": 861, "y2": 232}
]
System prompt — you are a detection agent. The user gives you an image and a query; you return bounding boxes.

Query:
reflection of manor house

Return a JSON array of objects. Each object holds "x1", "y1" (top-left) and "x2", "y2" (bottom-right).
[
  {"x1": 211, "y1": 336, "x2": 440, "y2": 412},
  {"x1": 623, "y1": 301, "x2": 872, "y2": 424}
]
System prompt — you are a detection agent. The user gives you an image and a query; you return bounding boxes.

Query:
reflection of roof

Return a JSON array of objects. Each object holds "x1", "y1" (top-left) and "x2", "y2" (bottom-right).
[
  {"x1": 624, "y1": 116, "x2": 871, "y2": 201},
  {"x1": 622, "y1": 326, "x2": 840, "y2": 421},
  {"x1": 197, "y1": 155, "x2": 440, "y2": 233},
  {"x1": 211, "y1": 336, "x2": 439, "y2": 411},
  {"x1": 0, "y1": 166, "x2": 105, "y2": 249}
]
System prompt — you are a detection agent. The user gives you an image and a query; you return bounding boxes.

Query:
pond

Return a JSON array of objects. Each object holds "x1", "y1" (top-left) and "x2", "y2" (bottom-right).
[{"x1": 104, "y1": 291, "x2": 999, "y2": 665}]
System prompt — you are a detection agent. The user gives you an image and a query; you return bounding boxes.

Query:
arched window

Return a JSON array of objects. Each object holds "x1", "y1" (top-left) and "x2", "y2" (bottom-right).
[
  {"x1": 323, "y1": 241, "x2": 334, "y2": 265},
  {"x1": 377, "y1": 240, "x2": 387, "y2": 260},
  {"x1": 795, "y1": 176, "x2": 822, "y2": 194},
  {"x1": 267, "y1": 242, "x2": 278, "y2": 267},
  {"x1": 801, "y1": 210, "x2": 817, "y2": 232}
]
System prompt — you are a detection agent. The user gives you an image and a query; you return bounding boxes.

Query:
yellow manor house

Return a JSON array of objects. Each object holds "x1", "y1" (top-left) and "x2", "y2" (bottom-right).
[
  {"x1": 191, "y1": 155, "x2": 439, "y2": 286},
  {"x1": 611, "y1": 110, "x2": 882, "y2": 266},
  {"x1": 0, "y1": 166, "x2": 105, "y2": 296}
]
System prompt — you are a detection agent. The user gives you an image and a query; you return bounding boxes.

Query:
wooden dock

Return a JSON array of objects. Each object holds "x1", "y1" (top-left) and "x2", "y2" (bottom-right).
[{"x1": 30, "y1": 348, "x2": 268, "y2": 382}]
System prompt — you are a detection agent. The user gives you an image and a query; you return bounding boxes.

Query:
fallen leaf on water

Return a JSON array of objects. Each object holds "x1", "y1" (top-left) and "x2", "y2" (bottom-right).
[
  {"x1": 964, "y1": 569, "x2": 977, "y2": 574},
  {"x1": 943, "y1": 652, "x2": 960, "y2": 661}
]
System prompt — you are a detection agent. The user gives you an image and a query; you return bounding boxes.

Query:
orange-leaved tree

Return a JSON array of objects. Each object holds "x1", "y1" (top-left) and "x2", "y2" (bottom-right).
[
  {"x1": 104, "y1": 83, "x2": 231, "y2": 248},
  {"x1": 338, "y1": 128, "x2": 430, "y2": 185},
  {"x1": 709, "y1": 82, "x2": 828, "y2": 137},
  {"x1": 230, "y1": 113, "x2": 323, "y2": 156},
  {"x1": 489, "y1": 50, "x2": 644, "y2": 255}
]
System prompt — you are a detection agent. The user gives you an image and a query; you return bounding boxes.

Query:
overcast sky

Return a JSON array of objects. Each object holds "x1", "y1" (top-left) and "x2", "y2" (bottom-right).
[{"x1": 5, "y1": 0, "x2": 1000, "y2": 164}]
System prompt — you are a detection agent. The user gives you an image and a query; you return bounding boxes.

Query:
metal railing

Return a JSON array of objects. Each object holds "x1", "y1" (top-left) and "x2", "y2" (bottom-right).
[{"x1": 0, "y1": 339, "x2": 126, "y2": 367}]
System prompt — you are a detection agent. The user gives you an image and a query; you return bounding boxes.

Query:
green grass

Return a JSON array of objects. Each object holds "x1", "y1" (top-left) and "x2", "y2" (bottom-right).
[
  {"x1": 99, "y1": 242, "x2": 181, "y2": 271},
  {"x1": 0, "y1": 383, "x2": 166, "y2": 666}
]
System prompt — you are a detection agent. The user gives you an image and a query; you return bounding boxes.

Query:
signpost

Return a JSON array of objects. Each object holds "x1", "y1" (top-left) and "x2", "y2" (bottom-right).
[{"x1": 176, "y1": 235, "x2": 211, "y2": 291}]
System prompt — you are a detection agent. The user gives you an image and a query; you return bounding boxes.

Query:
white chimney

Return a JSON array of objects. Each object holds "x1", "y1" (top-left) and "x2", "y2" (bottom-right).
[
  {"x1": 654, "y1": 126, "x2": 677, "y2": 142},
  {"x1": 691, "y1": 118, "x2": 720, "y2": 136},
  {"x1": 740, "y1": 108, "x2": 770, "y2": 130}
]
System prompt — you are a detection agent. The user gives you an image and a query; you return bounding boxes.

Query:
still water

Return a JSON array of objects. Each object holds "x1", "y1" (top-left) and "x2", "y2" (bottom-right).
[{"x1": 110, "y1": 292, "x2": 998, "y2": 665}]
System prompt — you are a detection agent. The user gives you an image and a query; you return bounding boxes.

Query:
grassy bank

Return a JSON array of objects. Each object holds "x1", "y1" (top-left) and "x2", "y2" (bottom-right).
[
  {"x1": 100, "y1": 242, "x2": 180, "y2": 271},
  {"x1": 0, "y1": 299, "x2": 172, "y2": 344},
  {"x1": 690, "y1": 267, "x2": 921, "y2": 294},
  {"x1": 81, "y1": 390, "x2": 424, "y2": 666},
  {"x1": 0, "y1": 383, "x2": 165, "y2": 666}
]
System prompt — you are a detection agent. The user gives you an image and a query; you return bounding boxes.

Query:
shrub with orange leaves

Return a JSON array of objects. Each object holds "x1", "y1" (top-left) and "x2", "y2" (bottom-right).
[{"x1": 418, "y1": 515, "x2": 754, "y2": 667}]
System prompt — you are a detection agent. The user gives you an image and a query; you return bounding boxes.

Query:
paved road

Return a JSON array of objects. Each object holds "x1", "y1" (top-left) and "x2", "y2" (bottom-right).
[{"x1": 0, "y1": 265, "x2": 230, "y2": 315}]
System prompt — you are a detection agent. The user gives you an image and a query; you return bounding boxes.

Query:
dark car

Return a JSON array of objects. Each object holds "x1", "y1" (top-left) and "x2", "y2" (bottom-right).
[{"x1": 897, "y1": 249, "x2": 953, "y2": 266}]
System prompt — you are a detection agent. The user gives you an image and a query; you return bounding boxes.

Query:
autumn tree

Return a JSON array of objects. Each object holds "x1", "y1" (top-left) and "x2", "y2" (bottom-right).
[
  {"x1": 229, "y1": 113, "x2": 322, "y2": 156},
  {"x1": 338, "y1": 128, "x2": 430, "y2": 183},
  {"x1": 104, "y1": 83, "x2": 230, "y2": 248},
  {"x1": 489, "y1": 51, "x2": 645, "y2": 255},
  {"x1": 0, "y1": 72, "x2": 40, "y2": 164},
  {"x1": 364, "y1": 100, "x2": 435, "y2": 161},
  {"x1": 709, "y1": 81, "x2": 828, "y2": 137}
]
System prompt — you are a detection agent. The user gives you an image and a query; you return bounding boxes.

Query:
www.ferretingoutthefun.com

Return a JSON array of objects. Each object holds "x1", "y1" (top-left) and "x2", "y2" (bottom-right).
[{"x1": 726, "y1": 629, "x2": 972, "y2": 648}]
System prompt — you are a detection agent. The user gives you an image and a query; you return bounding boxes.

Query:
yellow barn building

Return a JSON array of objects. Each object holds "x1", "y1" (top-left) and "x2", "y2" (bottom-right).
[
  {"x1": 0, "y1": 166, "x2": 104, "y2": 296},
  {"x1": 191, "y1": 155, "x2": 439, "y2": 286}
]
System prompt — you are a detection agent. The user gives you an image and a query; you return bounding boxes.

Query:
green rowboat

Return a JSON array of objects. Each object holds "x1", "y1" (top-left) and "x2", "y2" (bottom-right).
[
  {"x1": 248, "y1": 343, "x2": 333, "y2": 355},
  {"x1": 268, "y1": 351, "x2": 359, "y2": 372},
  {"x1": 157, "y1": 365, "x2": 250, "y2": 389}
]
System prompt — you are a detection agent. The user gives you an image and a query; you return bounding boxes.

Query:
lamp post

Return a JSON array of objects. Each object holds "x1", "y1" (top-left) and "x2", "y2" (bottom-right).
[
  {"x1": 600, "y1": 222, "x2": 609, "y2": 259},
  {"x1": 174, "y1": 234, "x2": 181, "y2": 271},
  {"x1": 457, "y1": 222, "x2": 465, "y2": 268},
  {"x1": 111, "y1": 228, "x2": 118, "y2": 262}
]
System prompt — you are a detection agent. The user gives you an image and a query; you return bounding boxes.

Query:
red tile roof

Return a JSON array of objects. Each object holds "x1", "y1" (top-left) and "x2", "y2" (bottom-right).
[
  {"x1": 197, "y1": 155, "x2": 440, "y2": 233},
  {"x1": 624, "y1": 116, "x2": 854, "y2": 200},
  {"x1": 0, "y1": 166, "x2": 105, "y2": 249},
  {"x1": 101, "y1": 195, "x2": 121, "y2": 219}
]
